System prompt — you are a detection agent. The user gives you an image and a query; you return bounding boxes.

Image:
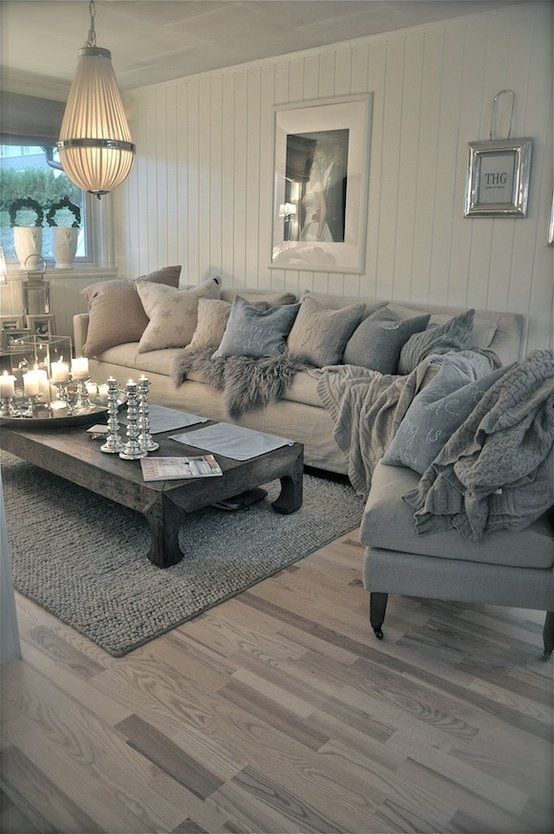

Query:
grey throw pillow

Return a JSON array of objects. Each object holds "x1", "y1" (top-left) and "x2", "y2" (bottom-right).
[
  {"x1": 343, "y1": 306, "x2": 431, "y2": 373},
  {"x1": 215, "y1": 296, "x2": 300, "y2": 358},
  {"x1": 398, "y1": 309, "x2": 476, "y2": 375},
  {"x1": 382, "y1": 361, "x2": 506, "y2": 474},
  {"x1": 287, "y1": 296, "x2": 365, "y2": 367}
]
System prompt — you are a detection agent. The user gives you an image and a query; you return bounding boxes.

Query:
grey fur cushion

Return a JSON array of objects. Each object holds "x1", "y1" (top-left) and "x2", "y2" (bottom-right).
[
  {"x1": 398, "y1": 309, "x2": 476, "y2": 374},
  {"x1": 343, "y1": 306, "x2": 430, "y2": 373},
  {"x1": 215, "y1": 296, "x2": 300, "y2": 358},
  {"x1": 382, "y1": 360, "x2": 506, "y2": 473},
  {"x1": 288, "y1": 296, "x2": 365, "y2": 367}
]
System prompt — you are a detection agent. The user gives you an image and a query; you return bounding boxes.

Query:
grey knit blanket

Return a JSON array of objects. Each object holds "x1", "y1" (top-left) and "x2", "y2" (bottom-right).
[
  {"x1": 403, "y1": 349, "x2": 554, "y2": 541},
  {"x1": 316, "y1": 351, "x2": 500, "y2": 498},
  {"x1": 172, "y1": 348, "x2": 305, "y2": 419}
]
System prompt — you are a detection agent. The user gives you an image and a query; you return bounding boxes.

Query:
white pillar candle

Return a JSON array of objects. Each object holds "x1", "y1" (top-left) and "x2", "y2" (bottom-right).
[
  {"x1": 23, "y1": 369, "x2": 47, "y2": 397},
  {"x1": 0, "y1": 371, "x2": 15, "y2": 398},
  {"x1": 97, "y1": 384, "x2": 109, "y2": 402},
  {"x1": 86, "y1": 382, "x2": 98, "y2": 398},
  {"x1": 51, "y1": 358, "x2": 70, "y2": 383},
  {"x1": 38, "y1": 370, "x2": 50, "y2": 396},
  {"x1": 71, "y1": 356, "x2": 90, "y2": 380}
]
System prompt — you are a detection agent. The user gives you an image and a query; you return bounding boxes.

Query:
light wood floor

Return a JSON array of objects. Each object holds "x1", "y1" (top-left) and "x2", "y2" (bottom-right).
[{"x1": 1, "y1": 529, "x2": 553, "y2": 834}]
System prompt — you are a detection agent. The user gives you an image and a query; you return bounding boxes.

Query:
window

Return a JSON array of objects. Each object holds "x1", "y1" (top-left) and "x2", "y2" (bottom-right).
[{"x1": 0, "y1": 144, "x2": 89, "y2": 263}]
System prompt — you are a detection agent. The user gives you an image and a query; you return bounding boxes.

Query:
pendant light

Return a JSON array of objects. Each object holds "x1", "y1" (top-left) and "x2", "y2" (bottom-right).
[{"x1": 57, "y1": 0, "x2": 135, "y2": 198}]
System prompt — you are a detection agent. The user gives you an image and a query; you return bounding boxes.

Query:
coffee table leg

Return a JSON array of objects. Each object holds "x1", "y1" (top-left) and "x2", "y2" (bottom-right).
[
  {"x1": 272, "y1": 455, "x2": 303, "y2": 515},
  {"x1": 145, "y1": 495, "x2": 185, "y2": 568}
]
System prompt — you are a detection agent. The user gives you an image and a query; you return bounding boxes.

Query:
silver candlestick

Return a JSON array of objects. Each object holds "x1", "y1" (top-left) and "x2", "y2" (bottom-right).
[
  {"x1": 138, "y1": 375, "x2": 159, "y2": 452},
  {"x1": 119, "y1": 380, "x2": 147, "y2": 460},
  {"x1": 101, "y1": 377, "x2": 124, "y2": 454}
]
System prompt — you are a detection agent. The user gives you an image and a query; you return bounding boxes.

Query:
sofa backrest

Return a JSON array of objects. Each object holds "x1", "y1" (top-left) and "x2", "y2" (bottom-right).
[{"x1": 221, "y1": 287, "x2": 523, "y2": 365}]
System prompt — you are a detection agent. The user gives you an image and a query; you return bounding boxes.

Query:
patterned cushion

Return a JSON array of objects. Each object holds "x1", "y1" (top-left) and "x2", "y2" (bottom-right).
[
  {"x1": 287, "y1": 296, "x2": 365, "y2": 367},
  {"x1": 343, "y1": 306, "x2": 430, "y2": 373},
  {"x1": 215, "y1": 296, "x2": 300, "y2": 358},
  {"x1": 398, "y1": 309, "x2": 476, "y2": 374},
  {"x1": 81, "y1": 265, "x2": 181, "y2": 357},
  {"x1": 382, "y1": 361, "x2": 507, "y2": 473},
  {"x1": 187, "y1": 298, "x2": 232, "y2": 350},
  {"x1": 136, "y1": 276, "x2": 221, "y2": 353}
]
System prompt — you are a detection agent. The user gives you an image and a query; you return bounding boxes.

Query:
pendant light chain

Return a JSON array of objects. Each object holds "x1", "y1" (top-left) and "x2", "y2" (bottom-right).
[{"x1": 84, "y1": 0, "x2": 97, "y2": 48}]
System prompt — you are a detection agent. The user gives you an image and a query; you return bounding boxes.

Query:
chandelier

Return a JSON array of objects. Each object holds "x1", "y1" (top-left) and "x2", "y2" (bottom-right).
[{"x1": 57, "y1": 0, "x2": 135, "y2": 198}]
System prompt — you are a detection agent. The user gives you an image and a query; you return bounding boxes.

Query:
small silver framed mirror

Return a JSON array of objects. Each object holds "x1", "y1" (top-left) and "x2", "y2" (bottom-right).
[{"x1": 464, "y1": 138, "x2": 532, "y2": 218}]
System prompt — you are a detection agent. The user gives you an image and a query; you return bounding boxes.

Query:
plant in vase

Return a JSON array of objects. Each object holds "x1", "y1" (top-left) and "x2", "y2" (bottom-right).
[
  {"x1": 9, "y1": 198, "x2": 44, "y2": 268},
  {"x1": 46, "y1": 196, "x2": 81, "y2": 269}
]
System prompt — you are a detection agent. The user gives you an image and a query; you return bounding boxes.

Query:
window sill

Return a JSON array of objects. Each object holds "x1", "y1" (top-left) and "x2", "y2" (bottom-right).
[{"x1": 5, "y1": 265, "x2": 118, "y2": 281}]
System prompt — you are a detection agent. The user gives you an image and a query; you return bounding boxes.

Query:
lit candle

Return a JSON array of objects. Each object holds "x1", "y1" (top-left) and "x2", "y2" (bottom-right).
[
  {"x1": 71, "y1": 356, "x2": 90, "y2": 380},
  {"x1": 86, "y1": 382, "x2": 98, "y2": 398},
  {"x1": 23, "y1": 368, "x2": 47, "y2": 397},
  {"x1": 51, "y1": 357, "x2": 70, "y2": 383},
  {"x1": 97, "y1": 384, "x2": 109, "y2": 402},
  {"x1": 0, "y1": 371, "x2": 15, "y2": 398}
]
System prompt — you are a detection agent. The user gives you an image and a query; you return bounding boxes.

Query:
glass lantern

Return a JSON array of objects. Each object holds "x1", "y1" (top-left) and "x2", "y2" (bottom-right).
[{"x1": 10, "y1": 334, "x2": 72, "y2": 413}]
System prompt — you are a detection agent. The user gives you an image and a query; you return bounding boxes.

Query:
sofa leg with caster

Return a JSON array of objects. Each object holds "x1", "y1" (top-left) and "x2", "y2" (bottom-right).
[
  {"x1": 370, "y1": 592, "x2": 388, "y2": 640},
  {"x1": 543, "y1": 612, "x2": 553, "y2": 661}
]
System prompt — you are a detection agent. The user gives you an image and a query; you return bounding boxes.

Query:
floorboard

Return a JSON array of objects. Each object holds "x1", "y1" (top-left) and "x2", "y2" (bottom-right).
[{"x1": 1, "y1": 529, "x2": 552, "y2": 833}]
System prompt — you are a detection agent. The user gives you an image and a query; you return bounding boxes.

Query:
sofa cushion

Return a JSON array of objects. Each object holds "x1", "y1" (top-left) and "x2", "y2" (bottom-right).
[
  {"x1": 215, "y1": 296, "x2": 300, "y2": 358},
  {"x1": 288, "y1": 296, "x2": 365, "y2": 367},
  {"x1": 300, "y1": 290, "x2": 387, "y2": 320},
  {"x1": 283, "y1": 370, "x2": 323, "y2": 408},
  {"x1": 382, "y1": 362, "x2": 507, "y2": 473},
  {"x1": 343, "y1": 306, "x2": 430, "y2": 373},
  {"x1": 220, "y1": 289, "x2": 297, "y2": 306},
  {"x1": 81, "y1": 265, "x2": 182, "y2": 357},
  {"x1": 137, "y1": 276, "x2": 221, "y2": 353},
  {"x1": 398, "y1": 309, "x2": 476, "y2": 374},
  {"x1": 188, "y1": 298, "x2": 231, "y2": 350},
  {"x1": 95, "y1": 342, "x2": 186, "y2": 378},
  {"x1": 361, "y1": 461, "x2": 553, "y2": 569}
]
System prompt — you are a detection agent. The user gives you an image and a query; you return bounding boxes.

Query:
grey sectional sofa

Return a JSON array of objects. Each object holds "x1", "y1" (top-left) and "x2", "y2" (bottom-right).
[{"x1": 74, "y1": 288, "x2": 523, "y2": 474}]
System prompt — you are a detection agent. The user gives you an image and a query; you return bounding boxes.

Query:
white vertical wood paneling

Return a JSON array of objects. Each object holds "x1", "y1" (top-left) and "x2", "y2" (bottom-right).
[{"x1": 115, "y1": 3, "x2": 553, "y2": 353}]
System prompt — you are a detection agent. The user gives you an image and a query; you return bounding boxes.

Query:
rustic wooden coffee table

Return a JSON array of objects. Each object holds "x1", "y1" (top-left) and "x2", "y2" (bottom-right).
[{"x1": 0, "y1": 422, "x2": 303, "y2": 568}]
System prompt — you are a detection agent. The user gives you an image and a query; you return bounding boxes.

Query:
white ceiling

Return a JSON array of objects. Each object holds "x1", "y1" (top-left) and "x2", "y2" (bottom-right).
[{"x1": 1, "y1": 0, "x2": 518, "y2": 91}]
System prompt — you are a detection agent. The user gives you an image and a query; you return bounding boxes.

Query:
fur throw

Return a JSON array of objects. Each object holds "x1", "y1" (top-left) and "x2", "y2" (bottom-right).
[{"x1": 172, "y1": 348, "x2": 306, "y2": 419}]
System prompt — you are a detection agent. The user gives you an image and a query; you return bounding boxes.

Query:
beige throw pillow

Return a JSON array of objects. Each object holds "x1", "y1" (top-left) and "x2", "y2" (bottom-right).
[
  {"x1": 187, "y1": 298, "x2": 232, "y2": 350},
  {"x1": 81, "y1": 265, "x2": 181, "y2": 357},
  {"x1": 137, "y1": 276, "x2": 221, "y2": 353},
  {"x1": 288, "y1": 296, "x2": 365, "y2": 367}
]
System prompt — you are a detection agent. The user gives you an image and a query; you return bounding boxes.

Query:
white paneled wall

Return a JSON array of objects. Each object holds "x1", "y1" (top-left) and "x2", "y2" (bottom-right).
[{"x1": 116, "y1": 3, "x2": 553, "y2": 353}]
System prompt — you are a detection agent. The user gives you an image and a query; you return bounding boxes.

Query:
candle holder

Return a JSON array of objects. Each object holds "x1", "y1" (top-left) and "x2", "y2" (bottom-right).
[
  {"x1": 119, "y1": 382, "x2": 147, "y2": 460},
  {"x1": 22, "y1": 393, "x2": 39, "y2": 418},
  {"x1": 0, "y1": 397, "x2": 20, "y2": 417},
  {"x1": 101, "y1": 377, "x2": 124, "y2": 454},
  {"x1": 75, "y1": 378, "x2": 91, "y2": 411},
  {"x1": 55, "y1": 380, "x2": 73, "y2": 413},
  {"x1": 137, "y1": 376, "x2": 159, "y2": 452}
]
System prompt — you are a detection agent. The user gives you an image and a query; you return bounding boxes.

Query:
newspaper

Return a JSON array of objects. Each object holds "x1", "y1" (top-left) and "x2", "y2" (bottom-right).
[{"x1": 140, "y1": 455, "x2": 222, "y2": 482}]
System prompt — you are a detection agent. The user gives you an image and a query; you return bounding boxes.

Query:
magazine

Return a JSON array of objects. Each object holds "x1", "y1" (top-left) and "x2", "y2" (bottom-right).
[{"x1": 140, "y1": 455, "x2": 222, "y2": 482}]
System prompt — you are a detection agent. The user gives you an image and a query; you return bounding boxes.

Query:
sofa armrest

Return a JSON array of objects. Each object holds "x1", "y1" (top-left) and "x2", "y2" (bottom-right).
[{"x1": 73, "y1": 313, "x2": 89, "y2": 356}]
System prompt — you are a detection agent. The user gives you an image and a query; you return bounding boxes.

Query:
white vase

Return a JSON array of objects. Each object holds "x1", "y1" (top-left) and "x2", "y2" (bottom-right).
[
  {"x1": 53, "y1": 227, "x2": 79, "y2": 269},
  {"x1": 13, "y1": 227, "x2": 42, "y2": 269}
]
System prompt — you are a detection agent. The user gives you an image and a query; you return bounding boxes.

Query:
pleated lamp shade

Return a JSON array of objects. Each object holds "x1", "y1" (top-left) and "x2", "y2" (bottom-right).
[{"x1": 58, "y1": 47, "x2": 135, "y2": 197}]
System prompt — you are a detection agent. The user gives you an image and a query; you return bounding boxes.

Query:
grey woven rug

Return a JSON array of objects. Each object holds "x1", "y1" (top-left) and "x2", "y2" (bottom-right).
[{"x1": 3, "y1": 452, "x2": 363, "y2": 656}]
